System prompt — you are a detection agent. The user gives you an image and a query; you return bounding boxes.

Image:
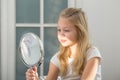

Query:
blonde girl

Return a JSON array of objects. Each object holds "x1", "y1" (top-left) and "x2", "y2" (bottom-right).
[{"x1": 26, "y1": 8, "x2": 102, "y2": 80}]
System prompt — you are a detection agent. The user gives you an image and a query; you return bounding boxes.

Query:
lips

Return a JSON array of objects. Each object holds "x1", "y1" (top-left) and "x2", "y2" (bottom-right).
[{"x1": 61, "y1": 39, "x2": 66, "y2": 43}]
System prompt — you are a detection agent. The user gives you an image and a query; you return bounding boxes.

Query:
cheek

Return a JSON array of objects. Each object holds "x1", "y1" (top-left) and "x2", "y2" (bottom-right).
[{"x1": 66, "y1": 33, "x2": 78, "y2": 42}]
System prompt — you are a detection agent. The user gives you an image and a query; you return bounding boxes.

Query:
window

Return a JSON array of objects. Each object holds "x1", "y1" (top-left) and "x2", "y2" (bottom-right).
[
  {"x1": 16, "y1": 0, "x2": 68, "y2": 80},
  {"x1": 0, "y1": 0, "x2": 77, "y2": 80}
]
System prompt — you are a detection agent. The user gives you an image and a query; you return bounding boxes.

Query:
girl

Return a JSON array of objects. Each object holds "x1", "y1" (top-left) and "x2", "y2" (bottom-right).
[{"x1": 26, "y1": 8, "x2": 102, "y2": 80}]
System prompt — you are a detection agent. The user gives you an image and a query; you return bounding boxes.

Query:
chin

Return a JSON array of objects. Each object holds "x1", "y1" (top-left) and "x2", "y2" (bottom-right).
[{"x1": 61, "y1": 43, "x2": 69, "y2": 47}]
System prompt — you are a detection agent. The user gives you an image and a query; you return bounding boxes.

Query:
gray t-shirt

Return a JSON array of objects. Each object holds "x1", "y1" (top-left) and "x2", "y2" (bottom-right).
[{"x1": 50, "y1": 46, "x2": 102, "y2": 80}]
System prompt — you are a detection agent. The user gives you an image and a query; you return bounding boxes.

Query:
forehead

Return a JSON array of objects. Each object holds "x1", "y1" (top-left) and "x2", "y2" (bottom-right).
[{"x1": 58, "y1": 17, "x2": 74, "y2": 28}]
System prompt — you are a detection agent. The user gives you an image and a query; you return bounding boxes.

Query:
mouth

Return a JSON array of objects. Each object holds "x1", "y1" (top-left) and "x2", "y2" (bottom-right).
[{"x1": 61, "y1": 39, "x2": 66, "y2": 43}]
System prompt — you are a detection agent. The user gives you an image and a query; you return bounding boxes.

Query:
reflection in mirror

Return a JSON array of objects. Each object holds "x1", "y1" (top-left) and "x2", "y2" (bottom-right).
[{"x1": 19, "y1": 32, "x2": 44, "y2": 68}]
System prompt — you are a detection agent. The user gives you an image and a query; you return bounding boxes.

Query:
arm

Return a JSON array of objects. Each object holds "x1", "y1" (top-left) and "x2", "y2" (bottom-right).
[
  {"x1": 81, "y1": 57, "x2": 100, "y2": 80},
  {"x1": 46, "y1": 62, "x2": 59, "y2": 80}
]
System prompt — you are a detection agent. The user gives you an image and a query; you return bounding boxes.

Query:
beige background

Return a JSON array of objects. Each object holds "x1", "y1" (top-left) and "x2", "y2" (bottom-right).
[{"x1": 76, "y1": 0, "x2": 120, "y2": 80}]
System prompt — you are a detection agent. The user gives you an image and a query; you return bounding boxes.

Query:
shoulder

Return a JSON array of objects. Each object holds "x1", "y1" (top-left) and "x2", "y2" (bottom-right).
[
  {"x1": 86, "y1": 46, "x2": 102, "y2": 62},
  {"x1": 50, "y1": 52, "x2": 60, "y2": 69},
  {"x1": 50, "y1": 52, "x2": 59, "y2": 61}
]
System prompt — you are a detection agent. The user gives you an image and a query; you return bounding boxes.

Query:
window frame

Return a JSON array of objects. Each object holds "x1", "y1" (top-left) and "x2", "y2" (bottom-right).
[
  {"x1": 16, "y1": 0, "x2": 77, "y2": 76},
  {"x1": 0, "y1": 0, "x2": 78, "y2": 80}
]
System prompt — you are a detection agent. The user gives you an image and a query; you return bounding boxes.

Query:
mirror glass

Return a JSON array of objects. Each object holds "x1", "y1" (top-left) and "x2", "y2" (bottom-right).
[{"x1": 19, "y1": 32, "x2": 43, "y2": 68}]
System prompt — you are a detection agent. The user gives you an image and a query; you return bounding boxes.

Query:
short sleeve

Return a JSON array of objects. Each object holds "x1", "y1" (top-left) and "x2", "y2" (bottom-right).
[
  {"x1": 86, "y1": 46, "x2": 102, "y2": 63},
  {"x1": 50, "y1": 52, "x2": 60, "y2": 69}
]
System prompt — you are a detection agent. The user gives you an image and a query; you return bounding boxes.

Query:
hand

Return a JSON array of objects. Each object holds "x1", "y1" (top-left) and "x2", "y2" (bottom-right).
[{"x1": 26, "y1": 66, "x2": 39, "y2": 80}]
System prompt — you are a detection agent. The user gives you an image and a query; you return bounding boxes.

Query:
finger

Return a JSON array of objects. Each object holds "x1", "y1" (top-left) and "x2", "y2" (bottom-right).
[
  {"x1": 32, "y1": 66, "x2": 37, "y2": 72},
  {"x1": 26, "y1": 76, "x2": 36, "y2": 80},
  {"x1": 26, "y1": 73, "x2": 36, "y2": 80},
  {"x1": 26, "y1": 71, "x2": 36, "y2": 79},
  {"x1": 26, "y1": 67, "x2": 38, "y2": 80}
]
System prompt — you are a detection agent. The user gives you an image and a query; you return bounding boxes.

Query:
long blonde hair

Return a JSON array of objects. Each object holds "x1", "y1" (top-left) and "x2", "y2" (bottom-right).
[{"x1": 58, "y1": 8, "x2": 91, "y2": 76}]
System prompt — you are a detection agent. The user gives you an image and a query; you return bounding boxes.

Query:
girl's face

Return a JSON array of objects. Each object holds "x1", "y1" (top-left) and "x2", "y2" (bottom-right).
[{"x1": 57, "y1": 17, "x2": 78, "y2": 47}]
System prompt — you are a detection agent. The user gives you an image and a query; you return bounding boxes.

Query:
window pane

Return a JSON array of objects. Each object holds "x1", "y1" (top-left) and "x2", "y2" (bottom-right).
[
  {"x1": 16, "y1": 0, "x2": 40, "y2": 23},
  {"x1": 44, "y1": 0, "x2": 68, "y2": 23},
  {"x1": 44, "y1": 27, "x2": 59, "y2": 75},
  {"x1": 16, "y1": 27, "x2": 40, "y2": 80}
]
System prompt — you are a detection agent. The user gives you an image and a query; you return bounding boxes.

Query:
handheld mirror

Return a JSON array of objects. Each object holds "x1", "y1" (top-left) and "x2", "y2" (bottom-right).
[{"x1": 19, "y1": 32, "x2": 44, "y2": 68}]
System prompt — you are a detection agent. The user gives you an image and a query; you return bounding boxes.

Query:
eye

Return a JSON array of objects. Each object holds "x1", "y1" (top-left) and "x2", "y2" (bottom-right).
[
  {"x1": 64, "y1": 29, "x2": 70, "y2": 32},
  {"x1": 57, "y1": 29, "x2": 61, "y2": 32}
]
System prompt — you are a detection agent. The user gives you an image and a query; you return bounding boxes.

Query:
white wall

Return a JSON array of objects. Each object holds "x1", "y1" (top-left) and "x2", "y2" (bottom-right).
[{"x1": 77, "y1": 0, "x2": 120, "y2": 80}]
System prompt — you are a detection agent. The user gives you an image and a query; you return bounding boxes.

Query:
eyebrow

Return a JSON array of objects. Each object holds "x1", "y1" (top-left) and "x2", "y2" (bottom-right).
[{"x1": 57, "y1": 26, "x2": 71, "y2": 29}]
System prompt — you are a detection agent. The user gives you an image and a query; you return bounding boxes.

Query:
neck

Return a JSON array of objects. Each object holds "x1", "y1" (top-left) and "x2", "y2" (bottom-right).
[{"x1": 69, "y1": 43, "x2": 78, "y2": 58}]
